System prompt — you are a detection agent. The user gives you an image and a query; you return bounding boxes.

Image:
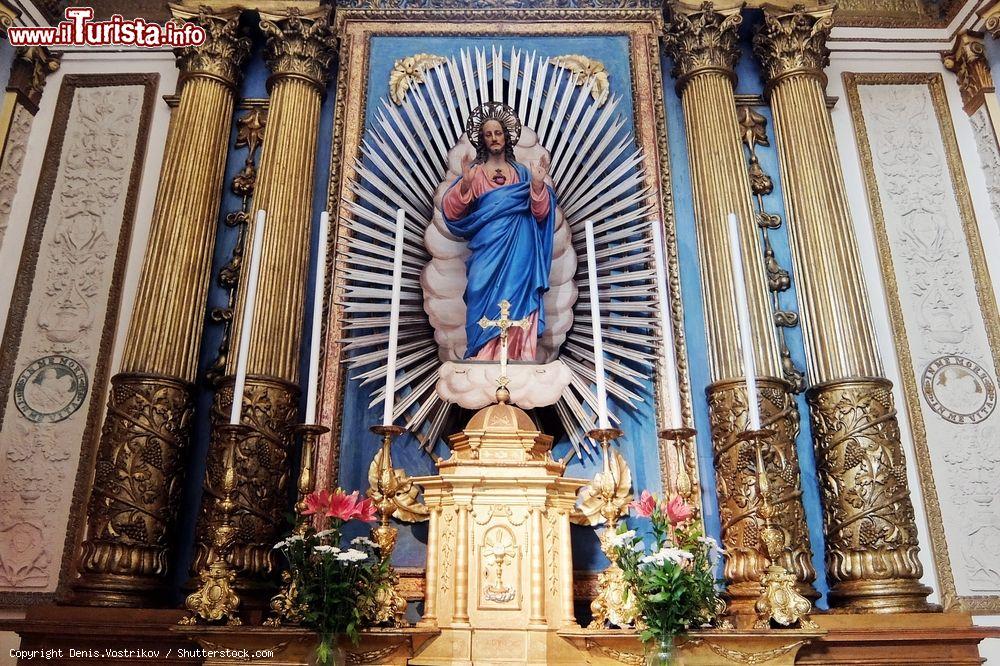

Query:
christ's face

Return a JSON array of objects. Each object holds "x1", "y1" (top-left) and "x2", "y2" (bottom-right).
[{"x1": 482, "y1": 120, "x2": 506, "y2": 156}]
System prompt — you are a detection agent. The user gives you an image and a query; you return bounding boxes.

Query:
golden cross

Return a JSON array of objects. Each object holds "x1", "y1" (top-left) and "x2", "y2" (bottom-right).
[{"x1": 478, "y1": 299, "x2": 532, "y2": 402}]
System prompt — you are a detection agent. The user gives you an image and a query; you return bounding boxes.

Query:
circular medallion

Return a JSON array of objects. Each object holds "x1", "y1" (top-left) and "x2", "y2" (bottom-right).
[
  {"x1": 14, "y1": 355, "x2": 88, "y2": 423},
  {"x1": 921, "y1": 355, "x2": 996, "y2": 425}
]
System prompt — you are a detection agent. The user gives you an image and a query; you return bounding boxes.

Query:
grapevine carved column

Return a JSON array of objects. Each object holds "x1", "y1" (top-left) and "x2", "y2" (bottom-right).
[
  {"x1": 195, "y1": 7, "x2": 336, "y2": 594},
  {"x1": 753, "y1": 4, "x2": 933, "y2": 612},
  {"x1": 69, "y1": 7, "x2": 248, "y2": 606},
  {"x1": 663, "y1": 1, "x2": 816, "y2": 613}
]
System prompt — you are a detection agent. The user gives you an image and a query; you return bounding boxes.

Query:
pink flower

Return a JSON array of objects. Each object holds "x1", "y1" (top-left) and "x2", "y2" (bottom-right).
[
  {"x1": 326, "y1": 490, "x2": 360, "y2": 521},
  {"x1": 630, "y1": 490, "x2": 657, "y2": 518},
  {"x1": 301, "y1": 489, "x2": 332, "y2": 516},
  {"x1": 664, "y1": 495, "x2": 694, "y2": 525},
  {"x1": 354, "y1": 497, "x2": 377, "y2": 523}
]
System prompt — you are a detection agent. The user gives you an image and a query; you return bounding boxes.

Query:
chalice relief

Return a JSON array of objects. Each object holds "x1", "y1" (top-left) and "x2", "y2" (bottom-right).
[{"x1": 427, "y1": 102, "x2": 577, "y2": 409}]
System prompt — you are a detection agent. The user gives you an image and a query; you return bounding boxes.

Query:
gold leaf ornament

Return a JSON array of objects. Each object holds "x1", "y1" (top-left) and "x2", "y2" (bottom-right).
[
  {"x1": 367, "y1": 449, "x2": 429, "y2": 523},
  {"x1": 551, "y1": 54, "x2": 611, "y2": 106},
  {"x1": 389, "y1": 53, "x2": 447, "y2": 105},
  {"x1": 571, "y1": 447, "x2": 633, "y2": 526}
]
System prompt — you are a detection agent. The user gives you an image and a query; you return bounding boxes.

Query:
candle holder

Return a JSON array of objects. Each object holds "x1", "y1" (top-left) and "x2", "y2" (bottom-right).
[
  {"x1": 366, "y1": 424, "x2": 415, "y2": 627},
  {"x1": 659, "y1": 427, "x2": 697, "y2": 502},
  {"x1": 181, "y1": 423, "x2": 249, "y2": 626},
  {"x1": 741, "y1": 429, "x2": 817, "y2": 630},
  {"x1": 580, "y1": 427, "x2": 641, "y2": 629},
  {"x1": 265, "y1": 423, "x2": 330, "y2": 627}
]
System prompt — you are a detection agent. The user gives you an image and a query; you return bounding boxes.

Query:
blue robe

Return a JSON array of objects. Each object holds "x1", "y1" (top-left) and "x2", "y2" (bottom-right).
[{"x1": 442, "y1": 161, "x2": 557, "y2": 359}]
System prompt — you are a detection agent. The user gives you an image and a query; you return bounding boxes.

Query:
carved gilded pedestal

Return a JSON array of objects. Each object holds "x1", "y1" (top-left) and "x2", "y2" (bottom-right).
[
  {"x1": 753, "y1": 5, "x2": 932, "y2": 612},
  {"x1": 663, "y1": 1, "x2": 816, "y2": 610},
  {"x1": 70, "y1": 7, "x2": 249, "y2": 606},
  {"x1": 196, "y1": 6, "x2": 336, "y2": 590},
  {"x1": 411, "y1": 401, "x2": 587, "y2": 665}
]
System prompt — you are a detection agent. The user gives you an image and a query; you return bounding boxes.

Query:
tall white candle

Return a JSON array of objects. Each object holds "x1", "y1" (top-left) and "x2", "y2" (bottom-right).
[
  {"x1": 382, "y1": 208, "x2": 406, "y2": 426},
  {"x1": 304, "y1": 211, "x2": 329, "y2": 425},
  {"x1": 651, "y1": 220, "x2": 684, "y2": 429},
  {"x1": 584, "y1": 220, "x2": 610, "y2": 430},
  {"x1": 231, "y1": 209, "x2": 267, "y2": 425},
  {"x1": 727, "y1": 212, "x2": 761, "y2": 431}
]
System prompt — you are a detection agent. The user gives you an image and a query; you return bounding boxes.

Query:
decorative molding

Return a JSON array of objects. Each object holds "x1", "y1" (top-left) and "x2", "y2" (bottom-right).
[
  {"x1": 0, "y1": 104, "x2": 32, "y2": 251},
  {"x1": 942, "y1": 32, "x2": 993, "y2": 115},
  {"x1": 844, "y1": 72, "x2": 1000, "y2": 612},
  {"x1": 7, "y1": 46, "x2": 61, "y2": 114},
  {"x1": 969, "y1": 107, "x2": 1000, "y2": 229},
  {"x1": 0, "y1": 74, "x2": 157, "y2": 605}
]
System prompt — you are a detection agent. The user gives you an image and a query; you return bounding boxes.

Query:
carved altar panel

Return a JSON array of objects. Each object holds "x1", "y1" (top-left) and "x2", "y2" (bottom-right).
[
  {"x1": 969, "y1": 107, "x2": 1000, "y2": 229},
  {"x1": 0, "y1": 74, "x2": 156, "y2": 602},
  {"x1": 0, "y1": 103, "x2": 32, "y2": 252},
  {"x1": 845, "y1": 72, "x2": 1000, "y2": 612}
]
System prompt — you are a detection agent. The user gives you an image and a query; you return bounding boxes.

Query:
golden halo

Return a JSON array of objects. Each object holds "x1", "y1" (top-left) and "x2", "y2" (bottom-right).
[{"x1": 467, "y1": 102, "x2": 522, "y2": 150}]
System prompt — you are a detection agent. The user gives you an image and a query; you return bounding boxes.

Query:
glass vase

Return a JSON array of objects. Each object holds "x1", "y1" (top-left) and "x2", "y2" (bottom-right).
[{"x1": 644, "y1": 635, "x2": 678, "y2": 666}]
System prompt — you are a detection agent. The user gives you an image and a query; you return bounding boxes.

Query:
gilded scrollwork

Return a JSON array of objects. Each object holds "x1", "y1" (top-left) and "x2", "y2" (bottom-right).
[
  {"x1": 389, "y1": 53, "x2": 447, "y2": 105},
  {"x1": 550, "y1": 54, "x2": 611, "y2": 105},
  {"x1": 707, "y1": 378, "x2": 816, "y2": 611},
  {"x1": 260, "y1": 7, "x2": 338, "y2": 91},
  {"x1": 194, "y1": 378, "x2": 299, "y2": 583},
  {"x1": 942, "y1": 32, "x2": 993, "y2": 115},
  {"x1": 662, "y1": 1, "x2": 742, "y2": 89},
  {"x1": 752, "y1": 4, "x2": 834, "y2": 86},
  {"x1": 806, "y1": 378, "x2": 931, "y2": 611},
  {"x1": 171, "y1": 6, "x2": 250, "y2": 89}
]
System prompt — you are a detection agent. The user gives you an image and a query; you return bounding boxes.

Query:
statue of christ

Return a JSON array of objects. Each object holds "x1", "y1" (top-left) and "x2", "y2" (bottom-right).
[{"x1": 441, "y1": 102, "x2": 556, "y2": 362}]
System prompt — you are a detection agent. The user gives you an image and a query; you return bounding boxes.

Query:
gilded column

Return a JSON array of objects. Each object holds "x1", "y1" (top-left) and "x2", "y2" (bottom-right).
[
  {"x1": 663, "y1": 1, "x2": 816, "y2": 613},
  {"x1": 194, "y1": 7, "x2": 336, "y2": 590},
  {"x1": 753, "y1": 4, "x2": 933, "y2": 612},
  {"x1": 69, "y1": 7, "x2": 249, "y2": 606}
]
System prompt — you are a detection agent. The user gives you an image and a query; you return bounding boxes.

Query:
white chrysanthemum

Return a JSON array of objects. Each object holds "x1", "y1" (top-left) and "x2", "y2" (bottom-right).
[
  {"x1": 351, "y1": 536, "x2": 378, "y2": 549},
  {"x1": 315, "y1": 529, "x2": 337, "y2": 539},
  {"x1": 336, "y1": 548, "x2": 369, "y2": 562},
  {"x1": 641, "y1": 546, "x2": 693, "y2": 567},
  {"x1": 313, "y1": 544, "x2": 340, "y2": 554},
  {"x1": 697, "y1": 536, "x2": 726, "y2": 559},
  {"x1": 273, "y1": 534, "x2": 304, "y2": 549},
  {"x1": 606, "y1": 529, "x2": 636, "y2": 549}
]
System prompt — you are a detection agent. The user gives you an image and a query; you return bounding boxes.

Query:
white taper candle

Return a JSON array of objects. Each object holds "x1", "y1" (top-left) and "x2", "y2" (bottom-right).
[
  {"x1": 231, "y1": 209, "x2": 266, "y2": 425},
  {"x1": 383, "y1": 208, "x2": 406, "y2": 426},
  {"x1": 651, "y1": 219, "x2": 683, "y2": 429},
  {"x1": 727, "y1": 212, "x2": 761, "y2": 431},
  {"x1": 304, "y1": 211, "x2": 329, "y2": 425},
  {"x1": 584, "y1": 220, "x2": 610, "y2": 430}
]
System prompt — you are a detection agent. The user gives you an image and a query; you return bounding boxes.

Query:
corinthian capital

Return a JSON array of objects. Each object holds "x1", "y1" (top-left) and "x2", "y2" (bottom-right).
[
  {"x1": 170, "y1": 5, "x2": 251, "y2": 89},
  {"x1": 0, "y1": 1, "x2": 19, "y2": 36},
  {"x1": 943, "y1": 32, "x2": 994, "y2": 115},
  {"x1": 259, "y1": 7, "x2": 337, "y2": 92},
  {"x1": 663, "y1": 1, "x2": 743, "y2": 91},
  {"x1": 752, "y1": 3, "x2": 834, "y2": 87}
]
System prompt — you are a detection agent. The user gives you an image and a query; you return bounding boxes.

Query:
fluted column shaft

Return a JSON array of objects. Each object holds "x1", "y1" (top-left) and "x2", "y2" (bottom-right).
[
  {"x1": 195, "y1": 7, "x2": 336, "y2": 593},
  {"x1": 664, "y1": 2, "x2": 816, "y2": 613},
  {"x1": 754, "y1": 5, "x2": 933, "y2": 613},
  {"x1": 70, "y1": 7, "x2": 248, "y2": 607}
]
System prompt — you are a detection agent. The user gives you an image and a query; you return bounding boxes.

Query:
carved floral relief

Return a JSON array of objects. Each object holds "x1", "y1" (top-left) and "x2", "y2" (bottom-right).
[
  {"x1": 0, "y1": 84, "x2": 146, "y2": 594},
  {"x1": 855, "y1": 80, "x2": 1000, "y2": 602}
]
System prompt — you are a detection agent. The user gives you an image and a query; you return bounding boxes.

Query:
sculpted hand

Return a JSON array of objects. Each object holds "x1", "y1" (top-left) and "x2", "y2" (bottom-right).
[
  {"x1": 460, "y1": 153, "x2": 475, "y2": 193},
  {"x1": 530, "y1": 154, "x2": 549, "y2": 187}
]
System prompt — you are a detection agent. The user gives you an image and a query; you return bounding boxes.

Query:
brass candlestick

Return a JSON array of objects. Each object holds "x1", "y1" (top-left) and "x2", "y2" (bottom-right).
[
  {"x1": 181, "y1": 423, "x2": 248, "y2": 626},
  {"x1": 743, "y1": 429, "x2": 816, "y2": 630},
  {"x1": 583, "y1": 427, "x2": 641, "y2": 629},
  {"x1": 659, "y1": 427, "x2": 697, "y2": 502},
  {"x1": 266, "y1": 423, "x2": 330, "y2": 626},
  {"x1": 366, "y1": 424, "x2": 410, "y2": 627}
]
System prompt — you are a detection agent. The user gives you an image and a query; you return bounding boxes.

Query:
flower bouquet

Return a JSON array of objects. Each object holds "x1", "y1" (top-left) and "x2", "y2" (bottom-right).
[
  {"x1": 272, "y1": 488, "x2": 393, "y2": 666},
  {"x1": 611, "y1": 491, "x2": 725, "y2": 664}
]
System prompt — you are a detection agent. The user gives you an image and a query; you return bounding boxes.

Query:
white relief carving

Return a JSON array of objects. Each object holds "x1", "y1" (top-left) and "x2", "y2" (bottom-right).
[
  {"x1": 0, "y1": 84, "x2": 145, "y2": 593},
  {"x1": 0, "y1": 103, "x2": 33, "y2": 250},
  {"x1": 969, "y1": 107, "x2": 1000, "y2": 229},
  {"x1": 859, "y1": 83, "x2": 1000, "y2": 597}
]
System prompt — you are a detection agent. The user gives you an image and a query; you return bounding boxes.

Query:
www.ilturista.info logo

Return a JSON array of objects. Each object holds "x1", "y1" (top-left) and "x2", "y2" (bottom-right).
[{"x1": 6, "y1": 7, "x2": 206, "y2": 48}]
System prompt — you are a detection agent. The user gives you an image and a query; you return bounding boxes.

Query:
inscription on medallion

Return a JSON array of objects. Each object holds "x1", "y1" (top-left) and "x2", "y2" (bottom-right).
[
  {"x1": 922, "y1": 355, "x2": 996, "y2": 424},
  {"x1": 13, "y1": 355, "x2": 88, "y2": 423}
]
